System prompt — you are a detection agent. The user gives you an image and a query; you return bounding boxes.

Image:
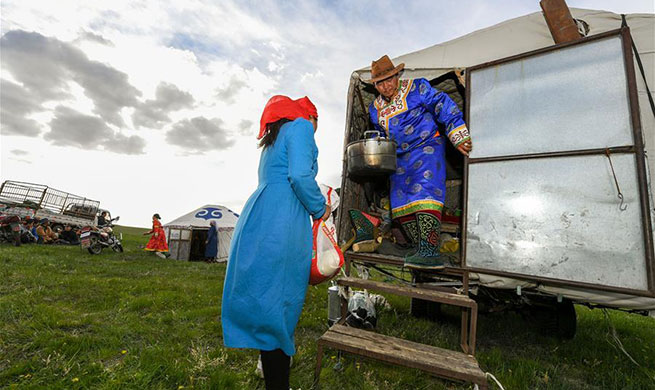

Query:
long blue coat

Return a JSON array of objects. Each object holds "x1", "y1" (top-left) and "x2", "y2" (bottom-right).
[
  {"x1": 221, "y1": 118, "x2": 325, "y2": 356},
  {"x1": 204, "y1": 225, "x2": 218, "y2": 258}
]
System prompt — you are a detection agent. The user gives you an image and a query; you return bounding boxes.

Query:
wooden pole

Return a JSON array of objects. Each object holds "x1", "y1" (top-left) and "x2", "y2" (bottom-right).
[{"x1": 540, "y1": 0, "x2": 583, "y2": 44}]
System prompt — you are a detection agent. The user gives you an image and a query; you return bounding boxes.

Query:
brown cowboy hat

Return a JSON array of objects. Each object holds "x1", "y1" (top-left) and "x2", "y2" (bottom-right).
[{"x1": 367, "y1": 55, "x2": 405, "y2": 83}]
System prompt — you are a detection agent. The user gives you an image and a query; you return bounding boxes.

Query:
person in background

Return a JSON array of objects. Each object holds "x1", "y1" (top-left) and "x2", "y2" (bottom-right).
[
  {"x1": 20, "y1": 220, "x2": 38, "y2": 244},
  {"x1": 143, "y1": 213, "x2": 169, "y2": 258},
  {"x1": 30, "y1": 221, "x2": 39, "y2": 240},
  {"x1": 204, "y1": 220, "x2": 219, "y2": 262},
  {"x1": 59, "y1": 224, "x2": 80, "y2": 245},
  {"x1": 221, "y1": 95, "x2": 329, "y2": 390},
  {"x1": 367, "y1": 55, "x2": 472, "y2": 269},
  {"x1": 36, "y1": 219, "x2": 58, "y2": 244},
  {"x1": 97, "y1": 211, "x2": 108, "y2": 227}
]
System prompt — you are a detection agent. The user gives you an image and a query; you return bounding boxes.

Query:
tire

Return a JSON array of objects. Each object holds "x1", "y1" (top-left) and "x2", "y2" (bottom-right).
[
  {"x1": 112, "y1": 244, "x2": 124, "y2": 253},
  {"x1": 531, "y1": 299, "x2": 577, "y2": 339},
  {"x1": 555, "y1": 299, "x2": 577, "y2": 339},
  {"x1": 87, "y1": 237, "x2": 103, "y2": 255}
]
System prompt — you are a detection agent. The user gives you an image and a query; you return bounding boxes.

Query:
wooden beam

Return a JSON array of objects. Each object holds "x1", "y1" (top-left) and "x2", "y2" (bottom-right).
[{"x1": 540, "y1": 0, "x2": 583, "y2": 44}]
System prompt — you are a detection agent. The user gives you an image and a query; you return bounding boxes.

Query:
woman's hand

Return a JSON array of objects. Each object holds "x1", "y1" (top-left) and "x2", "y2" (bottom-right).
[
  {"x1": 320, "y1": 204, "x2": 332, "y2": 221},
  {"x1": 457, "y1": 139, "x2": 472, "y2": 156}
]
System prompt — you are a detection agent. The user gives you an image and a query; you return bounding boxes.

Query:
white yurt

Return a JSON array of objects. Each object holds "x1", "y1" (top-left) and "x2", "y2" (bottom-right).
[{"x1": 163, "y1": 205, "x2": 239, "y2": 261}]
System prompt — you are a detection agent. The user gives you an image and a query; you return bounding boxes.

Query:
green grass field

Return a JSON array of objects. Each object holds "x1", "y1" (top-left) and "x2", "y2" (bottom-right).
[{"x1": 1, "y1": 226, "x2": 654, "y2": 389}]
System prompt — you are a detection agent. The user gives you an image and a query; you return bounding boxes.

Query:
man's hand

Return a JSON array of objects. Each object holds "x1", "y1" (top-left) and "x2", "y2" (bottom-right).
[
  {"x1": 457, "y1": 139, "x2": 472, "y2": 156},
  {"x1": 320, "y1": 204, "x2": 332, "y2": 221}
]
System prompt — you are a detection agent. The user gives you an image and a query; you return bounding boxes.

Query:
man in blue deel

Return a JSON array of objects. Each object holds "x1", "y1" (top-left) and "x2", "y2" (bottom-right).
[
  {"x1": 368, "y1": 55, "x2": 473, "y2": 270},
  {"x1": 204, "y1": 220, "x2": 218, "y2": 262}
]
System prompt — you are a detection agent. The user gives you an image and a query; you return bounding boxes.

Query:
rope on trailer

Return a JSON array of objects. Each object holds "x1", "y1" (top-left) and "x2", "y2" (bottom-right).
[{"x1": 602, "y1": 309, "x2": 641, "y2": 367}]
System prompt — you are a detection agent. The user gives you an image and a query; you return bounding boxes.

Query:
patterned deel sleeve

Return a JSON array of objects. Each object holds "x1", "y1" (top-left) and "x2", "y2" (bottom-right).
[{"x1": 418, "y1": 78, "x2": 470, "y2": 147}]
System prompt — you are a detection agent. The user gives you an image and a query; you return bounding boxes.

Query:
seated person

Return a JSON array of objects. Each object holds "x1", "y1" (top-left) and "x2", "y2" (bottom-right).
[
  {"x1": 36, "y1": 219, "x2": 58, "y2": 244},
  {"x1": 97, "y1": 211, "x2": 108, "y2": 227},
  {"x1": 20, "y1": 221, "x2": 38, "y2": 244},
  {"x1": 59, "y1": 224, "x2": 80, "y2": 245},
  {"x1": 30, "y1": 223, "x2": 39, "y2": 240}
]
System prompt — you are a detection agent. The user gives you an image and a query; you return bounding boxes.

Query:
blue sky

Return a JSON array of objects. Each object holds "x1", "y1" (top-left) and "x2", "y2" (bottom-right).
[{"x1": 1, "y1": 0, "x2": 653, "y2": 227}]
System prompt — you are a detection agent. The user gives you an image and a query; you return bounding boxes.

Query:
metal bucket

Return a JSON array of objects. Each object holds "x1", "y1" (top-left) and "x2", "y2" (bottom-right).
[
  {"x1": 346, "y1": 131, "x2": 397, "y2": 178},
  {"x1": 328, "y1": 285, "x2": 341, "y2": 326}
]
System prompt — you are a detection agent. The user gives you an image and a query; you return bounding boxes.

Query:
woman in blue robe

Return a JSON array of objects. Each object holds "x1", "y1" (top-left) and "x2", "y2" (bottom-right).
[
  {"x1": 222, "y1": 96, "x2": 328, "y2": 389},
  {"x1": 204, "y1": 221, "x2": 218, "y2": 260},
  {"x1": 368, "y1": 55, "x2": 472, "y2": 269}
]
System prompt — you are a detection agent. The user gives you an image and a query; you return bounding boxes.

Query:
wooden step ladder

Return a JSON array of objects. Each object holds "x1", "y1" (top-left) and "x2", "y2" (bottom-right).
[
  {"x1": 316, "y1": 324, "x2": 488, "y2": 388},
  {"x1": 314, "y1": 253, "x2": 488, "y2": 389}
]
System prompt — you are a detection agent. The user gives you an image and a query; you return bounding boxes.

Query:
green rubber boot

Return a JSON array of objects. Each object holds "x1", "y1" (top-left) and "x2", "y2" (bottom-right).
[
  {"x1": 404, "y1": 212, "x2": 446, "y2": 270},
  {"x1": 349, "y1": 209, "x2": 375, "y2": 244}
]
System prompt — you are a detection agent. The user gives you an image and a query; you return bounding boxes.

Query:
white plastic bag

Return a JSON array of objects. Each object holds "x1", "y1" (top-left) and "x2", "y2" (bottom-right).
[
  {"x1": 319, "y1": 184, "x2": 339, "y2": 213},
  {"x1": 310, "y1": 185, "x2": 343, "y2": 285}
]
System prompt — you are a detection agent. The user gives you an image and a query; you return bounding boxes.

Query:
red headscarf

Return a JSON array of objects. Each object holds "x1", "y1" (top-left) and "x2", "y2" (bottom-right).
[
  {"x1": 258, "y1": 95, "x2": 318, "y2": 139},
  {"x1": 296, "y1": 96, "x2": 318, "y2": 118}
]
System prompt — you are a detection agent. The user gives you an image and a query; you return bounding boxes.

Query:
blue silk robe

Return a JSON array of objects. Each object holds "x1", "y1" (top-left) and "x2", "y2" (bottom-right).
[
  {"x1": 222, "y1": 118, "x2": 326, "y2": 356},
  {"x1": 369, "y1": 78, "x2": 470, "y2": 219}
]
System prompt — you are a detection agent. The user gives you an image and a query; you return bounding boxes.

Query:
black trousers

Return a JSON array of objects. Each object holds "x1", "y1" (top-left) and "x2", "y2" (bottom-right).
[{"x1": 260, "y1": 349, "x2": 290, "y2": 390}]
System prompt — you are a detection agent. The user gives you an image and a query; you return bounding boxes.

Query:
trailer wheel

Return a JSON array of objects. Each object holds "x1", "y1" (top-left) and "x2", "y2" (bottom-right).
[
  {"x1": 555, "y1": 299, "x2": 577, "y2": 339},
  {"x1": 533, "y1": 299, "x2": 577, "y2": 339}
]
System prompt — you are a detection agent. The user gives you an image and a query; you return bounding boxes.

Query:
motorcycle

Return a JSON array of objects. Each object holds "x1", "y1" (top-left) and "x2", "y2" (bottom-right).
[
  {"x1": 80, "y1": 216, "x2": 123, "y2": 254},
  {"x1": 0, "y1": 214, "x2": 22, "y2": 246}
]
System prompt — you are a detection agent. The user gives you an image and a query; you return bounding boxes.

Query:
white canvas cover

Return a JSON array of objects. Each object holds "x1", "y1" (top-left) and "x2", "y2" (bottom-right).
[
  {"x1": 349, "y1": 8, "x2": 655, "y2": 310},
  {"x1": 164, "y1": 205, "x2": 239, "y2": 261}
]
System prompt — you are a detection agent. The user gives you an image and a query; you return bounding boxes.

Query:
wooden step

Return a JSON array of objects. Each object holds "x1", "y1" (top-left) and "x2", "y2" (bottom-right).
[
  {"x1": 337, "y1": 276, "x2": 476, "y2": 308},
  {"x1": 345, "y1": 251, "x2": 464, "y2": 276},
  {"x1": 315, "y1": 324, "x2": 488, "y2": 388}
]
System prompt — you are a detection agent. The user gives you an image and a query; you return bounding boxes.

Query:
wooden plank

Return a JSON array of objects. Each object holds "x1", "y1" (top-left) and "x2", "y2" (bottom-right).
[
  {"x1": 319, "y1": 334, "x2": 480, "y2": 378},
  {"x1": 337, "y1": 277, "x2": 475, "y2": 307},
  {"x1": 319, "y1": 325, "x2": 487, "y2": 383},
  {"x1": 345, "y1": 252, "x2": 464, "y2": 273},
  {"x1": 319, "y1": 330, "x2": 481, "y2": 374},
  {"x1": 327, "y1": 325, "x2": 475, "y2": 363},
  {"x1": 540, "y1": 0, "x2": 583, "y2": 44}
]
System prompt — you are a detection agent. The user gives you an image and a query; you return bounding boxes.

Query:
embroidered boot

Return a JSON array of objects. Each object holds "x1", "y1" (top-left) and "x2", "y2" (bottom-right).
[
  {"x1": 404, "y1": 212, "x2": 446, "y2": 270},
  {"x1": 349, "y1": 210, "x2": 378, "y2": 244},
  {"x1": 400, "y1": 218, "x2": 419, "y2": 245}
]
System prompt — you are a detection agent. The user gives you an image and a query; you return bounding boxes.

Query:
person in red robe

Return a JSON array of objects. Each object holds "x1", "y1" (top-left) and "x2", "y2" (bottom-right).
[{"x1": 144, "y1": 213, "x2": 169, "y2": 257}]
